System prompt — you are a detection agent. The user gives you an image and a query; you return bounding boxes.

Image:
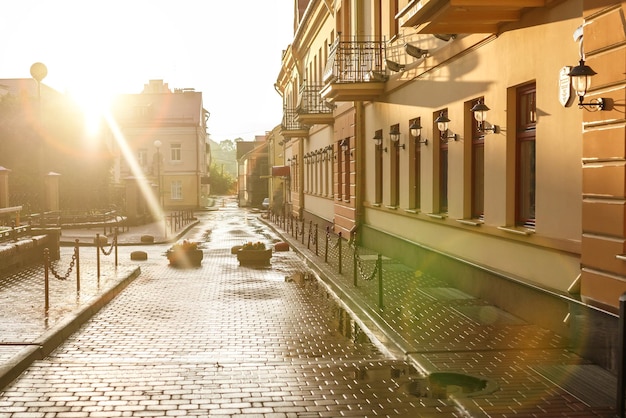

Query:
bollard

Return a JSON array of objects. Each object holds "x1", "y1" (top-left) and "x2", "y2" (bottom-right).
[
  {"x1": 75, "y1": 239, "x2": 80, "y2": 293},
  {"x1": 44, "y1": 248, "x2": 49, "y2": 313},
  {"x1": 617, "y1": 292, "x2": 626, "y2": 418},
  {"x1": 378, "y1": 253, "x2": 383, "y2": 309},
  {"x1": 315, "y1": 224, "x2": 319, "y2": 256}
]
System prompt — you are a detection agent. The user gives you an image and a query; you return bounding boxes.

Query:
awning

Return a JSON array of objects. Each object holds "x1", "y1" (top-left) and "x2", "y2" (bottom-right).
[{"x1": 272, "y1": 165, "x2": 290, "y2": 177}]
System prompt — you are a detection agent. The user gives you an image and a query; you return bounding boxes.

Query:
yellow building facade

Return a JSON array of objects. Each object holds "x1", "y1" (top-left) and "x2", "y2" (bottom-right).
[{"x1": 276, "y1": 0, "x2": 626, "y2": 370}]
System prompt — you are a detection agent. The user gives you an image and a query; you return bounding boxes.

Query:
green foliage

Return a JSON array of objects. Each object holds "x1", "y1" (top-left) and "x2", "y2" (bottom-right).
[{"x1": 209, "y1": 163, "x2": 236, "y2": 195}]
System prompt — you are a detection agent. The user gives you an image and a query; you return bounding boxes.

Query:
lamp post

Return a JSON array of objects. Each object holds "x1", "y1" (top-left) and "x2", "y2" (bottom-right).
[
  {"x1": 30, "y1": 63, "x2": 47, "y2": 212},
  {"x1": 153, "y1": 140, "x2": 162, "y2": 208}
]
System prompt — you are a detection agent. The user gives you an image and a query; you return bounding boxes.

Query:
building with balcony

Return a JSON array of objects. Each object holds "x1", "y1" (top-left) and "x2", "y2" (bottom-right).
[
  {"x1": 275, "y1": 0, "x2": 626, "y2": 372},
  {"x1": 111, "y1": 80, "x2": 210, "y2": 213}
]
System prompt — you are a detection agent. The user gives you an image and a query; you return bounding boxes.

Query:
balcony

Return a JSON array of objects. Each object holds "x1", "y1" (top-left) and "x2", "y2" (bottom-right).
[
  {"x1": 321, "y1": 36, "x2": 387, "y2": 103},
  {"x1": 280, "y1": 108, "x2": 309, "y2": 139},
  {"x1": 296, "y1": 84, "x2": 334, "y2": 126},
  {"x1": 398, "y1": 0, "x2": 546, "y2": 34}
]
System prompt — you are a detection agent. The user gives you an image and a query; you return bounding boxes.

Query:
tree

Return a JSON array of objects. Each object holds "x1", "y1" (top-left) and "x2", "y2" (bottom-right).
[{"x1": 209, "y1": 163, "x2": 236, "y2": 195}]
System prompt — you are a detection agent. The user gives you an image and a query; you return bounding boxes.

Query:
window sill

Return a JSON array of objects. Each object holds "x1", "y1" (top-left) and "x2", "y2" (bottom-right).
[
  {"x1": 616, "y1": 254, "x2": 626, "y2": 261},
  {"x1": 426, "y1": 213, "x2": 446, "y2": 220},
  {"x1": 457, "y1": 219, "x2": 482, "y2": 226},
  {"x1": 385, "y1": 205, "x2": 398, "y2": 210},
  {"x1": 372, "y1": 203, "x2": 381, "y2": 207},
  {"x1": 497, "y1": 226, "x2": 534, "y2": 236},
  {"x1": 404, "y1": 209, "x2": 418, "y2": 214}
]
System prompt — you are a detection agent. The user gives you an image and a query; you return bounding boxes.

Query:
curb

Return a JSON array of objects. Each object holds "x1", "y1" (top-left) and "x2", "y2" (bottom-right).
[
  {"x1": 59, "y1": 220, "x2": 200, "y2": 247},
  {"x1": 260, "y1": 217, "x2": 420, "y2": 367},
  {"x1": 0, "y1": 267, "x2": 141, "y2": 391}
]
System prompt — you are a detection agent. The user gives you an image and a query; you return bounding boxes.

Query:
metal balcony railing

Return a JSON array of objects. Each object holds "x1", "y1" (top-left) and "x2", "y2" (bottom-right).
[
  {"x1": 323, "y1": 36, "x2": 386, "y2": 84},
  {"x1": 297, "y1": 84, "x2": 332, "y2": 114},
  {"x1": 282, "y1": 107, "x2": 306, "y2": 131}
]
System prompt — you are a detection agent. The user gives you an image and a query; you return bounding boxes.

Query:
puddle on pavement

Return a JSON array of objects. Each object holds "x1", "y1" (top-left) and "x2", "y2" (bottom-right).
[{"x1": 397, "y1": 371, "x2": 498, "y2": 399}]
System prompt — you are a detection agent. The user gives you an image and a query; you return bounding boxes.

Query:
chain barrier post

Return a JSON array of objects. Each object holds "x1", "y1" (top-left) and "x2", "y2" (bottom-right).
[
  {"x1": 338, "y1": 232, "x2": 342, "y2": 275},
  {"x1": 295, "y1": 216, "x2": 298, "y2": 240},
  {"x1": 617, "y1": 292, "x2": 626, "y2": 418},
  {"x1": 44, "y1": 248, "x2": 49, "y2": 313},
  {"x1": 301, "y1": 219, "x2": 305, "y2": 244},
  {"x1": 96, "y1": 233, "x2": 101, "y2": 281},
  {"x1": 75, "y1": 239, "x2": 80, "y2": 294},
  {"x1": 114, "y1": 227, "x2": 119, "y2": 267},
  {"x1": 325, "y1": 226, "x2": 329, "y2": 263},
  {"x1": 353, "y1": 243, "x2": 358, "y2": 287},
  {"x1": 307, "y1": 220, "x2": 312, "y2": 250},
  {"x1": 315, "y1": 224, "x2": 319, "y2": 256},
  {"x1": 378, "y1": 253, "x2": 383, "y2": 309}
]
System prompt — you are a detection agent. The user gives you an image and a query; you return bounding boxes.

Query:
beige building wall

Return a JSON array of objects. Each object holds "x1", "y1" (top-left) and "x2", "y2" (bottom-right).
[{"x1": 361, "y1": 2, "x2": 584, "y2": 294}]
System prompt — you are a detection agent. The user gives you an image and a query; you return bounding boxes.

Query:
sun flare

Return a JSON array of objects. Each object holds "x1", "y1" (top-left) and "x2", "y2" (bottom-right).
[{"x1": 68, "y1": 87, "x2": 112, "y2": 136}]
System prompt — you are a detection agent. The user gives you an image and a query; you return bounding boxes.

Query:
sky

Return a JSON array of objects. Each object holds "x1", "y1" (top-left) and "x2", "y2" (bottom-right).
[{"x1": 1, "y1": 0, "x2": 294, "y2": 142}]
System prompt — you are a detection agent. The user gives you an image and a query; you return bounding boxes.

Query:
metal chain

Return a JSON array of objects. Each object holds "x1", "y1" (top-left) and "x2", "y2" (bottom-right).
[
  {"x1": 352, "y1": 240, "x2": 379, "y2": 281},
  {"x1": 49, "y1": 250, "x2": 77, "y2": 281},
  {"x1": 99, "y1": 234, "x2": 117, "y2": 256}
]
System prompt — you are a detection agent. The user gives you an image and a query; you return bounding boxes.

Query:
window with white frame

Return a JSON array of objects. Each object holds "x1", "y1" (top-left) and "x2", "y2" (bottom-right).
[
  {"x1": 138, "y1": 149, "x2": 148, "y2": 168},
  {"x1": 171, "y1": 180, "x2": 183, "y2": 200},
  {"x1": 170, "y1": 143, "x2": 182, "y2": 162}
]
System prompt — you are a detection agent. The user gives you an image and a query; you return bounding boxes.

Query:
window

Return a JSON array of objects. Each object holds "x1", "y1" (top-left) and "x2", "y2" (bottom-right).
[
  {"x1": 374, "y1": 129, "x2": 383, "y2": 204},
  {"x1": 171, "y1": 180, "x2": 182, "y2": 200},
  {"x1": 516, "y1": 83, "x2": 536, "y2": 228},
  {"x1": 470, "y1": 99, "x2": 485, "y2": 220},
  {"x1": 438, "y1": 109, "x2": 449, "y2": 213},
  {"x1": 390, "y1": 124, "x2": 400, "y2": 207},
  {"x1": 138, "y1": 148, "x2": 147, "y2": 168},
  {"x1": 409, "y1": 118, "x2": 421, "y2": 209},
  {"x1": 326, "y1": 147, "x2": 333, "y2": 197},
  {"x1": 343, "y1": 138, "x2": 350, "y2": 200},
  {"x1": 170, "y1": 143, "x2": 182, "y2": 162}
]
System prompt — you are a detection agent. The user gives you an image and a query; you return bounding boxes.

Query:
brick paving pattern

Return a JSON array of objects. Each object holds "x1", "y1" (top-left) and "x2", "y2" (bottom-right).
[{"x1": 0, "y1": 200, "x2": 620, "y2": 417}]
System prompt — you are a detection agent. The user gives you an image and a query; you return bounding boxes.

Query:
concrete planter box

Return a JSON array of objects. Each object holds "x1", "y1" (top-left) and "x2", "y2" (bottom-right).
[{"x1": 237, "y1": 248, "x2": 272, "y2": 266}]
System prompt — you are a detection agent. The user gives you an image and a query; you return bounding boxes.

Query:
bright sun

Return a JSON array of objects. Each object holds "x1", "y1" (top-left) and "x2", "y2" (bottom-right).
[{"x1": 68, "y1": 87, "x2": 112, "y2": 137}]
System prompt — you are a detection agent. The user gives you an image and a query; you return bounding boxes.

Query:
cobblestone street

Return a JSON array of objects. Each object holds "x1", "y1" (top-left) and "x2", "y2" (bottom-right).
[{"x1": 0, "y1": 204, "x2": 446, "y2": 417}]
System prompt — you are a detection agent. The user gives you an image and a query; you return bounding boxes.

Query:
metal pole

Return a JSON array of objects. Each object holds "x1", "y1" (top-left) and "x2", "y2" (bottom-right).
[
  {"x1": 44, "y1": 248, "x2": 49, "y2": 313},
  {"x1": 617, "y1": 292, "x2": 626, "y2": 418},
  {"x1": 325, "y1": 227, "x2": 329, "y2": 263},
  {"x1": 378, "y1": 253, "x2": 383, "y2": 309},
  {"x1": 96, "y1": 233, "x2": 101, "y2": 281},
  {"x1": 75, "y1": 240, "x2": 80, "y2": 293},
  {"x1": 338, "y1": 232, "x2": 342, "y2": 275},
  {"x1": 353, "y1": 246, "x2": 358, "y2": 287},
  {"x1": 114, "y1": 227, "x2": 118, "y2": 267}
]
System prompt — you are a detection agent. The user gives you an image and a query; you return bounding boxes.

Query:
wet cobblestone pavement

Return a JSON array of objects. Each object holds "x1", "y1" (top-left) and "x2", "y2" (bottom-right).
[
  {"x1": 0, "y1": 199, "x2": 620, "y2": 417},
  {"x1": 0, "y1": 203, "x2": 449, "y2": 417}
]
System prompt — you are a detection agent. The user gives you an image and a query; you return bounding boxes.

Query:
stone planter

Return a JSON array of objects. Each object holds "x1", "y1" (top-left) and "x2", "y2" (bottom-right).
[
  {"x1": 166, "y1": 248, "x2": 203, "y2": 268},
  {"x1": 237, "y1": 248, "x2": 272, "y2": 266}
]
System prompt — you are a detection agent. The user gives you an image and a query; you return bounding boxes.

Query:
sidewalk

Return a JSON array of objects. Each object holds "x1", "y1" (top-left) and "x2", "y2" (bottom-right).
[
  {"x1": 262, "y1": 215, "x2": 619, "y2": 418},
  {"x1": 0, "y1": 216, "x2": 198, "y2": 390},
  {"x1": 0, "y1": 207, "x2": 620, "y2": 417}
]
